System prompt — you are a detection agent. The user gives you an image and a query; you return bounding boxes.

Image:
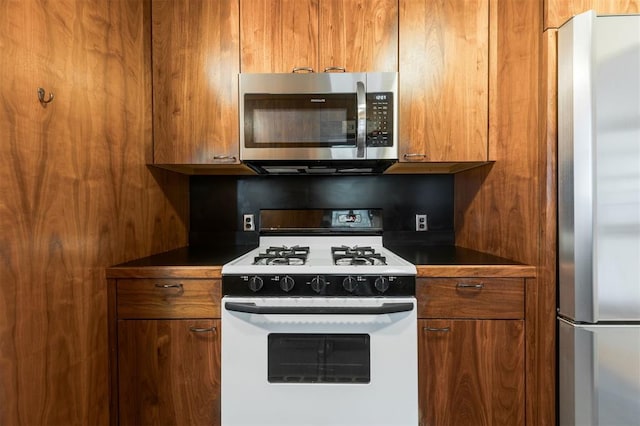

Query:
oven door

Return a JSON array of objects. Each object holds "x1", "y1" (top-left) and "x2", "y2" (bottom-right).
[{"x1": 221, "y1": 296, "x2": 418, "y2": 426}]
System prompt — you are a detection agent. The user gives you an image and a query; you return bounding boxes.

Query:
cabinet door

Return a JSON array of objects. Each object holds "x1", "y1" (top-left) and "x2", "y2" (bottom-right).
[
  {"x1": 419, "y1": 319, "x2": 524, "y2": 426},
  {"x1": 240, "y1": 0, "x2": 319, "y2": 73},
  {"x1": 117, "y1": 319, "x2": 221, "y2": 425},
  {"x1": 152, "y1": 0, "x2": 239, "y2": 164},
  {"x1": 319, "y1": 0, "x2": 398, "y2": 72},
  {"x1": 399, "y1": 0, "x2": 488, "y2": 162},
  {"x1": 240, "y1": 0, "x2": 398, "y2": 73}
]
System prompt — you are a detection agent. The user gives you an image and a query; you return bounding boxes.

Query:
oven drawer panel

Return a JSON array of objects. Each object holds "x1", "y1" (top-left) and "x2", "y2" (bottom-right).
[
  {"x1": 116, "y1": 279, "x2": 221, "y2": 319},
  {"x1": 417, "y1": 278, "x2": 524, "y2": 319}
]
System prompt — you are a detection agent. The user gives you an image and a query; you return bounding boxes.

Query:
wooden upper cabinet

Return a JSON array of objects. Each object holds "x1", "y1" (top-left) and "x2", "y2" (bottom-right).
[
  {"x1": 152, "y1": 0, "x2": 240, "y2": 164},
  {"x1": 399, "y1": 0, "x2": 489, "y2": 162},
  {"x1": 319, "y1": 0, "x2": 398, "y2": 72},
  {"x1": 544, "y1": 0, "x2": 640, "y2": 30},
  {"x1": 240, "y1": 0, "x2": 398, "y2": 73},
  {"x1": 241, "y1": 0, "x2": 319, "y2": 73}
]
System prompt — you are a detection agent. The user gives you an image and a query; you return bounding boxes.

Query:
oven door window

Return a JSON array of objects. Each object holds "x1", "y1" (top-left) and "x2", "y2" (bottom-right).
[
  {"x1": 244, "y1": 94, "x2": 357, "y2": 148},
  {"x1": 268, "y1": 333, "x2": 370, "y2": 384}
]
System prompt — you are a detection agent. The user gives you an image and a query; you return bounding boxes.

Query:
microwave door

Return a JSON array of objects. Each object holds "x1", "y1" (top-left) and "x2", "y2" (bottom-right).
[
  {"x1": 242, "y1": 93, "x2": 360, "y2": 155},
  {"x1": 239, "y1": 71, "x2": 398, "y2": 165}
]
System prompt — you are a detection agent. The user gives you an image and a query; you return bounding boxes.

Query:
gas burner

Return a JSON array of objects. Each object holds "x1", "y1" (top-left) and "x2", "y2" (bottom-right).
[
  {"x1": 254, "y1": 245, "x2": 310, "y2": 266},
  {"x1": 332, "y1": 245, "x2": 387, "y2": 266}
]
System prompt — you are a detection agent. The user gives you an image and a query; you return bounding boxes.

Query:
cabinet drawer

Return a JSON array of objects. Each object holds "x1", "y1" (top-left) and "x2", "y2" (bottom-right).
[
  {"x1": 116, "y1": 279, "x2": 221, "y2": 319},
  {"x1": 417, "y1": 278, "x2": 524, "y2": 319}
]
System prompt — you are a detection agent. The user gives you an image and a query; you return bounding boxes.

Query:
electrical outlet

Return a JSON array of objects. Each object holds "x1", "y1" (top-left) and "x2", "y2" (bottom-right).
[
  {"x1": 243, "y1": 214, "x2": 255, "y2": 231},
  {"x1": 415, "y1": 214, "x2": 428, "y2": 231}
]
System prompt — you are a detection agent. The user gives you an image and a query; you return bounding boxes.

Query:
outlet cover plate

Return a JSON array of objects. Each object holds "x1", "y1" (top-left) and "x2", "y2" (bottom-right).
[
  {"x1": 243, "y1": 214, "x2": 255, "y2": 231},
  {"x1": 415, "y1": 214, "x2": 428, "y2": 231}
]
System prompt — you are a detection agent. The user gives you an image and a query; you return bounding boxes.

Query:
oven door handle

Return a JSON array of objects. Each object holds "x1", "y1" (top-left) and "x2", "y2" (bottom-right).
[{"x1": 224, "y1": 302, "x2": 414, "y2": 315}]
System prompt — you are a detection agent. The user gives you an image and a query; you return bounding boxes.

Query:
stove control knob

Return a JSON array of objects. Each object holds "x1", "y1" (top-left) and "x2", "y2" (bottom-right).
[
  {"x1": 279, "y1": 275, "x2": 295, "y2": 292},
  {"x1": 248, "y1": 276, "x2": 264, "y2": 292},
  {"x1": 310, "y1": 276, "x2": 327, "y2": 293},
  {"x1": 342, "y1": 276, "x2": 357, "y2": 293},
  {"x1": 374, "y1": 276, "x2": 390, "y2": 293}
]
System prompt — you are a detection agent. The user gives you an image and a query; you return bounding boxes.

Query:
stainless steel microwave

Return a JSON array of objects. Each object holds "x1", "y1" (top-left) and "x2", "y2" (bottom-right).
[{"x1": 239, "y1": 72, "x2": 398, "y2": 173}]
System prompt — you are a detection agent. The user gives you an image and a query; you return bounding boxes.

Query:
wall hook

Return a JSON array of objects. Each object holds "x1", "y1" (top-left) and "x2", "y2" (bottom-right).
[{"x1": 37, "y1": 87, "x2": 54, "y2": 106}]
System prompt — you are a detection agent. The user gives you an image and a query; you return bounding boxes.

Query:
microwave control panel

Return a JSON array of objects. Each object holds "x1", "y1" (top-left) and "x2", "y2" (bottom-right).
[{"x1": 366, "y1": 92, "x2": 394, "y2": 147}]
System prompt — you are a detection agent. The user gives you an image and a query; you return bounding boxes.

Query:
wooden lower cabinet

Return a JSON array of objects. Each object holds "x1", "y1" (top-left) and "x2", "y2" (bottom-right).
[
  {"x1": 109, "y1": 278, "x2": 222, "y2": 425},
  {"x1": 416, "y1": 277, "x2": 526, "y2": 426},
  {"x1": 117, "y1": 319, "x2": 221, "y2": 425},
  {"x1": 418, "y1": 319, "x2": 525, "y2": 426},
  {"x1": 108, "y1": 275, "x2": 527, "y2": 426}
]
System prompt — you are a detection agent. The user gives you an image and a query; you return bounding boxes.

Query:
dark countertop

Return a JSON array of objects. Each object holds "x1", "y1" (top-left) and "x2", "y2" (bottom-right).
[
  {"x1": 114, "y1": 245, "x2": 256, "y2": 267},
  {"x1": 113, "y1": 244, "x2": 519, "y2": 267},
  {"x1": 107, "y1": 244, "x2": 536, "y2": 279},
  {"x1": 385, "y1": 244, "x2": 521, "y2": 266}
]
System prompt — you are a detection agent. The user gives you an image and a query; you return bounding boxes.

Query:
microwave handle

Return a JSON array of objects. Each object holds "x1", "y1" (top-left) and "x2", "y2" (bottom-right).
[
  {"x1": 356, "y1": 80, "x2": 366, "y2": 158},
  {"x1": 224, "y1": 302, "x2": 414, "y2": 315}
]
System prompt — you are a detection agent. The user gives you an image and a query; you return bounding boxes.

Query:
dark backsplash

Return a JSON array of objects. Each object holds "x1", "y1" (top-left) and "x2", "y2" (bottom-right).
[{"x1": 190, "y1": 174, "x2": 454, "y2": 246}]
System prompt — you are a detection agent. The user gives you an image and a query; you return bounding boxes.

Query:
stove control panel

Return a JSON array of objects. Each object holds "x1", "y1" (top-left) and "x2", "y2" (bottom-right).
[{"x1": 223, "y1": 274, "x2": 416, "y2": 297}]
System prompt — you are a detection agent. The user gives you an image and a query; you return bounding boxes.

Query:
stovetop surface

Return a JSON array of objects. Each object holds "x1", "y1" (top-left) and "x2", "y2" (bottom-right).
[
  {"x1": 221, "y1": 236, "x2": 417, "y2": 297},
  {"x1": 221, "y1": 236, "x2": 417, "y2": 276}
]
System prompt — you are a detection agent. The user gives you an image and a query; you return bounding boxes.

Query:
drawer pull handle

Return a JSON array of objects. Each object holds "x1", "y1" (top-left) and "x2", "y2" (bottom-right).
[
  {"x1": 292, "y1": 66, "x2": 314, "y2": 73},
  {"x1": 457, "y1": 283, "x2": 484, "y2": 289},
  {"x1": 423, "y1": 327, "x2": 450, "y2": 333},
  {"x1": 403, "y1": 153, "x2": 427, "y2": 160},
  {"x1": 189, "y1": 326, "x2": 217, "y2": 334},
  {"x1": 323, "y1": 66, "x2": 346, "y2": 73},
  {"x1": 212, "y1": 155, "x2": 237, "y2": 163},
  {"x1": 154, "y1": 283, "x2": 184, "y2": 294}
]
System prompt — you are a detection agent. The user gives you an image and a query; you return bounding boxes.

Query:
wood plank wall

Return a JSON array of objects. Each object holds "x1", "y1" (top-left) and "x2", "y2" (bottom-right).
[
  {"x1": 455, "y1": 0, "x2": 541, "y2": 278},
  {"x1": 457, "y1": 1, "x2": 640, "y2": 425},
  {"x1": 0, "y1": 1, "x2": 188, "y2": 424},
  {"x1": 454, "y1": 0, "x2": 553, "y2": 424}
]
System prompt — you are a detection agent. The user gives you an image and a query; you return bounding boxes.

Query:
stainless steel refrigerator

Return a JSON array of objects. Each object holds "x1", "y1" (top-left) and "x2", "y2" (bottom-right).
[{"x1": 558, "y1": 10, "x2": 640, "y2": 426}]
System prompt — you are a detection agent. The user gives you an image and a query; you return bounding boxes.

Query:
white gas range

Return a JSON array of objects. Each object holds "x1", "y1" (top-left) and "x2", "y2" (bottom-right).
[{"x1": 221, "y1": 210, "x2": 418, "y2": 426}]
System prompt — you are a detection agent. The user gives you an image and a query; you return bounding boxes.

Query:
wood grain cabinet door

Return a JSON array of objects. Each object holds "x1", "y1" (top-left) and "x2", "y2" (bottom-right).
[
  {"x1": 240, "y1": 0, "x2": 319, "y2": 73},
  {"x1": 399, "y1": 0, "x2": 489, "y2": 162},
  {"x1": 152, "y1": 0, "x2": 240, "y2": 164},
  {"x1": 117, "y1": 319, "x2": 221, "y2": 426},
  {"x1": 319, "y1": 0, "x2": 398, "y2": 72},
  {"x1": 418, "y1": 319, "x2": 525, "y2": 426},
  {"x1": 240, "y1": 0, "x2": 398, "y2": 73}
]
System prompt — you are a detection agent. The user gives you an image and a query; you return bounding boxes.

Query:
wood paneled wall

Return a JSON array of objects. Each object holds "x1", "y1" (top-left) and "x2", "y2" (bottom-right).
[
  {"x1": 0, "y1": 1, "x2": 188, "y2": 424},
  {"x1": 454, "y1": 0, "x2": 556, "y2": 424},
  {"x1": 456, "y1": 0, "x2": 542, "y2": 265},
  {"x1": 544, "y1": 0, "x2": 640, "y2": 29}
]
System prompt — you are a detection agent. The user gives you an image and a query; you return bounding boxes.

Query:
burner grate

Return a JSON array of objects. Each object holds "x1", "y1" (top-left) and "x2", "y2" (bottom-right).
[
  {"x1": 331, "y1": 245, "x2": 386, "y2": 266},
  {"x1": 254, "y1": 245, "x2": 310, "y2": 266}
]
